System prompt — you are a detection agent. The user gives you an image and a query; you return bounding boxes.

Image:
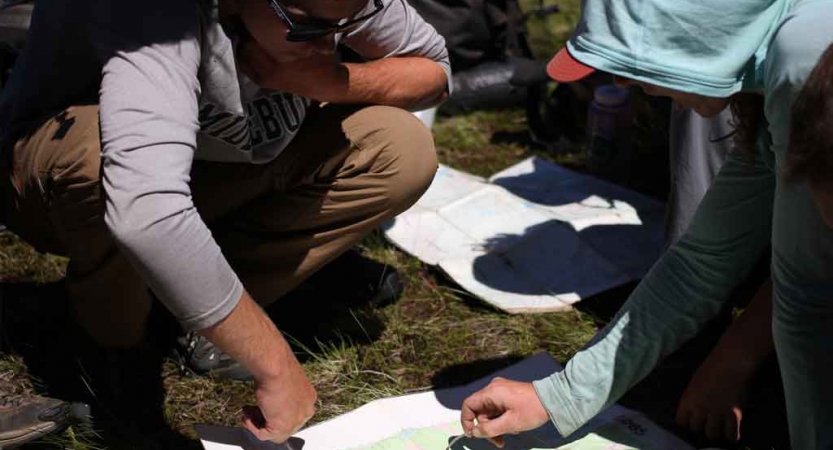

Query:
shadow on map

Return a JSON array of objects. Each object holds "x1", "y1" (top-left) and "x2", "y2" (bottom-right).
[
  {"x1": 431, "y1": 353, "x2": 560, "y2": 412},
  {"x1": 468, "y1": 157, "x2": 666, "y2": 299}
]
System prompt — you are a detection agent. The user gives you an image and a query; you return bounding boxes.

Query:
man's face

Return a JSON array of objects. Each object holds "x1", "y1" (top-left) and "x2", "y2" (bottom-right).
[{"x1": 237, "y1": 0, "x2": 370, "y2": 63}]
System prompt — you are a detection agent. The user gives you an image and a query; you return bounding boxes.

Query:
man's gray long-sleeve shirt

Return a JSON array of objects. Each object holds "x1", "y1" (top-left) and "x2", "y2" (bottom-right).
[{"x1": 0, "y1": 0, "x2": 449, "y2": 330}]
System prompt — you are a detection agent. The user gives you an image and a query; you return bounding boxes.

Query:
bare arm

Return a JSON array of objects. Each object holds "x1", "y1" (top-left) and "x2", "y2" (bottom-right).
[
  {"x1": 340, "y1": 57, "x2": 448, "y2": 110},
  {"x1": 200, "y1": 291, "x2": 317, "y2": 442},
  {"x1": 234, "y1": 0, "x2": 450, "y2": 110},
  {"x1": 676, "y1": 277, "x2": 773, "y2": 442},
  {"x1": 713, "y1": 277, "x2": 774, "y2": 374},
  {"x1": 239, "y1": 41, "x2": 448, "y2": 110}
]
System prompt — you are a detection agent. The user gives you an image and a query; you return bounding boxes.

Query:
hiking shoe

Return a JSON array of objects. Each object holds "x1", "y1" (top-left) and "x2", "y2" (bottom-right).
[
  {"x1": 287, "y1": 249, "x2": 405, "y2": 309},
  {"x1": 174, "y1": 333, "x2": 252, "y2": 381},
  {"x1": 0, "y1": 393, "x2": 71, "y2": 448},
  {"x1": 172, "y1": 250, "x2": 402, "y2": 382},
  {"x1": 368, "y1": 265, "x2": 404, "y2": 308},
  {"x1": 331, "y1": 249, "x2": 404, "y2": 308}
]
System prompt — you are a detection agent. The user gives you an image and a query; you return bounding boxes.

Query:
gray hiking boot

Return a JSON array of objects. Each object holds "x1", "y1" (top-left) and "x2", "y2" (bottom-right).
[
  {"x1": 0, "y1": 393, "x2": 71, "y2": 448},
  {"x1": 174, "y1": 333, "x2": 253, "y2": 381}
]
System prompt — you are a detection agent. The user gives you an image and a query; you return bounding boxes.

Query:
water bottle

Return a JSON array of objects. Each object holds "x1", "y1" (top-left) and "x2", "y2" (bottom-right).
[{"x1": 586, "y1": 84, "x2": 633, "y2": 182}]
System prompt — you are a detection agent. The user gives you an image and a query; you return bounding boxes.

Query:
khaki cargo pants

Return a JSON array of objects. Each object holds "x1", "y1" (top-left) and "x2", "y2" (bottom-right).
[{"x1": 2, "y1": 103, "x2": 437, "y2": 347}]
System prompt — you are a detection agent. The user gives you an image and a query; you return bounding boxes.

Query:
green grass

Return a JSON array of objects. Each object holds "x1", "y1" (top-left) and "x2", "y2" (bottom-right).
[
  {"x1": 521, "y1": 0, "x2": 582, "y2": 58},
  {"x1": 0, "y1": 232, "x2": 67, "y2": 284}
]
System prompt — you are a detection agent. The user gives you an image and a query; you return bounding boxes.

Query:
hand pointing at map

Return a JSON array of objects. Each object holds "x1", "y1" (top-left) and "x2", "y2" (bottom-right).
[{"x1": 460, "y1": 378, "x2": 550, "y2": 448}]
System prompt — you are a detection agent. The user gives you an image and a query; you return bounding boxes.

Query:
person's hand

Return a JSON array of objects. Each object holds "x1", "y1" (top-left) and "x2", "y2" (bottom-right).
[
  {"x1": 460, "y1": 378, "x2": 550, "y2": 448},
  {"x1": 200, "y1": 291, "x2": 317, "y2": 444},
  {"x1": 676, "y1": 348, "x2": 751, "y2": 442},
  {"x1": 241, "y1": 360, "x2": 318, "y2": 443},
  {"x1": 238, "y1": 37, "x2": 348, "y2": 102}
]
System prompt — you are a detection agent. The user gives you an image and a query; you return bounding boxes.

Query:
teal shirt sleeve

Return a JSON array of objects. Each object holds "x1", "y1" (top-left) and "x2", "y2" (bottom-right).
[{"x1": 533, "y1": 149, "x2": 775, "y2": 436}]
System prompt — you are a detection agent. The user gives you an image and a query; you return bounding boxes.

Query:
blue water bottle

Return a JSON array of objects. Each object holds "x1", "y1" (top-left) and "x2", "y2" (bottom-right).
[{"x1": 586, "y1": 84, "x2": 633, "y2": 182}]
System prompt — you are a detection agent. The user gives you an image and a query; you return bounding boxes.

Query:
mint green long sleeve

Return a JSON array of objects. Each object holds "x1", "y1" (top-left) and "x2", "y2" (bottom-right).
[{"x1": 534, "y1": 1, "x2": 833, "y2": 447}]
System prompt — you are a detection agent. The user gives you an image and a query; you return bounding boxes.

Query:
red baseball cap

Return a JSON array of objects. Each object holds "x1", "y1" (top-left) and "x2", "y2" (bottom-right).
[{"x1": 546, "y1": 46, "x2": 596, "y2": 83}]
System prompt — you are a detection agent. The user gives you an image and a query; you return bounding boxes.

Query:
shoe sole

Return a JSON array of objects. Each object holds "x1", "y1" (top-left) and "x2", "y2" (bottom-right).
[{"x1": 0, "y1": 421, "x2": 60, "y2": 449}]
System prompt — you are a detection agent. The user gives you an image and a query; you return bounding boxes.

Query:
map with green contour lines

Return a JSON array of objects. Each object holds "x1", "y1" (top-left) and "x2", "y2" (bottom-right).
[{"x1": 347, "y1": 420, "x2": 664, "y2": 450}]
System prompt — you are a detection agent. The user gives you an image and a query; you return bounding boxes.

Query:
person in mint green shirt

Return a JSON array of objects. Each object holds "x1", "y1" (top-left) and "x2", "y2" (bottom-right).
[{"x1": 459, "y1": 1, "x2": 833, "y2": 449}]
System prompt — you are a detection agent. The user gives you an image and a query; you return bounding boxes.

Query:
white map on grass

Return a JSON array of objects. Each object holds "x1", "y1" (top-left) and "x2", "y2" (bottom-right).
[
  {"x1": 346, "y1": 422, "x2": 459, "y2": 450},
  {"x1": 382, "y1": 157, "x2": 666, "y2": 314},
  {"x1": 345, "y1": 408, "x2": 679, "y2": 450},
  {"x1": 198, "y1": 354, "x2": 692, "y2": 450}
]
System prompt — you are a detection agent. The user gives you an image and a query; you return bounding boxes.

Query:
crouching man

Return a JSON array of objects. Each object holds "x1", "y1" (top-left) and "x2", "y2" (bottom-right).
[{"x1": 0, "y1": 0, "x2": 448, "y2": 443}]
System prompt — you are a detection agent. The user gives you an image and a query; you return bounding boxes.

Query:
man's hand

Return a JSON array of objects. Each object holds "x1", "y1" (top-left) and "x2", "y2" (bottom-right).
[
  {"x1": 676, "y1": 351, "x2": 748, "y2": 442},
  {"x1": 460, "y1": 378, "x2": 550, "y2": 448},
  {"x1": 242, "y1": 367, "x2": 317, "y2": 442},
  {"x1": 200, "y1": 291, "x2": 317, "y2": 443}
]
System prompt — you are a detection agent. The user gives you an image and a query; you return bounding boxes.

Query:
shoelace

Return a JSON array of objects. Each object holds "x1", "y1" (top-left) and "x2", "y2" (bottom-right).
[
  {"x1": 0, "y1": 394, "x2": 25, "y2": 408},
  {"x1": 186, "y1": 333, "x2": 216, "y2": 361}
]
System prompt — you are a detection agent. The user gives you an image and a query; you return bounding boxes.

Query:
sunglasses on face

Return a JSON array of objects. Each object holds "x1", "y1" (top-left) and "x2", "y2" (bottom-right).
[{"x1": 265, "y1": 0, "x2": 385, "y2": 42}]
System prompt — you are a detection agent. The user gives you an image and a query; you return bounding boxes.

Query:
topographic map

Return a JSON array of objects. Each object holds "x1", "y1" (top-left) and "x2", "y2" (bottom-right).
[
  {"x1": 199, "y1": 354, "x2": 691, "y2": 450},
  {"x1": 346, "y1": 416, "x2": 668, "y2": 450}
]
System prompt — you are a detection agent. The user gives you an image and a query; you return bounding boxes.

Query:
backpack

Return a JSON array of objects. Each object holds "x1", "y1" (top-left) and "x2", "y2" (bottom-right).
[
  {"x1": 410, "y1": 0, "x2": 573, "y2": 144},
  {"x1": 408, "y1": 0, "x2": 534, "y2": 72}
]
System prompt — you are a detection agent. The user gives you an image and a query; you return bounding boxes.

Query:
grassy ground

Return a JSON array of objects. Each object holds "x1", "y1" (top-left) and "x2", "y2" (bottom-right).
[{"x1": 0, "y1": 1, "x2": 787, "y2": 449}]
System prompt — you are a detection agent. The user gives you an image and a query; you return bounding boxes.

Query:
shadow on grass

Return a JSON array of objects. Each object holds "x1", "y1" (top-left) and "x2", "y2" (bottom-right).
[
  {"x1": 423, "y1": 265, "x2": 509, "y2": 316},
  {"x1": 429, "y1": 355, "x2": 527, "y2": 390},
  {"x1": 1, "y1": 281, "x2": 199, "y2": 450},
  {"x1": 271, "y1": 300, "x2": 387, "y2": 363},
  {"x1": 265, "y1": 251, "x2": 395, "y2": 360},
  {"x1": 573, "y1": 281, "x2": 635, "y2": 325},
  {"x1": 491, "y1": 129, "x2": 536, "y2": 148}
]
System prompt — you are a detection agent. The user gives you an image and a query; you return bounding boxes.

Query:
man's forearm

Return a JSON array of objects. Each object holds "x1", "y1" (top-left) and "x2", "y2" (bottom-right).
[
  {"x1": 239, "y1": 37, "x2": 448, "y2": 111},
  {"x1": 201, "y1": 291, "x2": 317, "y2": 441},
  {"x1": 338, "y1": 57, "x2": 448, "y2": 110},
  {"x1": 199, "y1": 290, "x2": 298, "y2": 382}
]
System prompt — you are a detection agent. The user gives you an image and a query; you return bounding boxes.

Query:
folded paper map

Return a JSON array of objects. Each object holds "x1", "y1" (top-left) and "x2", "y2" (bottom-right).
[
  {"x1": 383, "y1": 157, "x2": 666, "y2": 313},
  {"x1": 198, "y1": 353, "x2": 692, "y2": 450}
]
